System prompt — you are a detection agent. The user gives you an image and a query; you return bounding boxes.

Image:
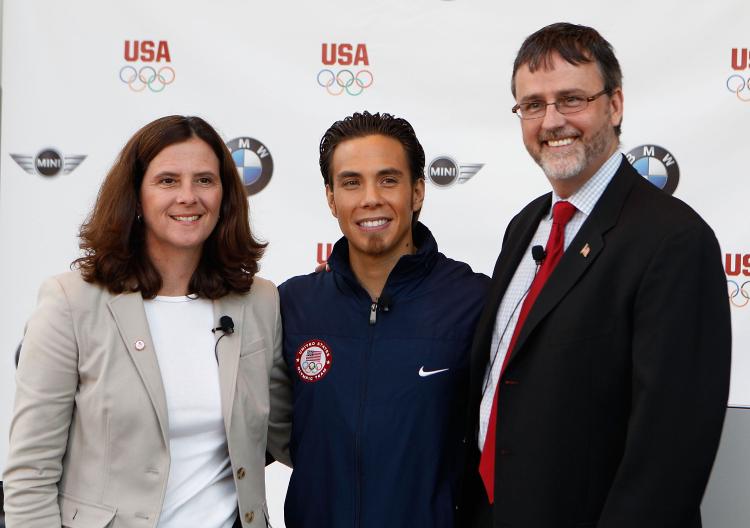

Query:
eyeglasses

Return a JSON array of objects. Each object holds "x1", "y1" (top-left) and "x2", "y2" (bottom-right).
[{"x1": 512, "y1": 89, "x2": 610, "y2": 120}]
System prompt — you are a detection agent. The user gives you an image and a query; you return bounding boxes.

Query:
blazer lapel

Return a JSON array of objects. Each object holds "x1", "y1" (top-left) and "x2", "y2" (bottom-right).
[
  {"x1": 469, "y1": 194, "x2": 550, "y2": 398},
  {"x1": 507, "y1": 157, "x2": 638, "y2": 365},
  {"x1": 108, "y1": 292, "x2": 169, "y2": 445},
  {"x1": 213, "y1": 295, "x2": 244, "y2": 432}
]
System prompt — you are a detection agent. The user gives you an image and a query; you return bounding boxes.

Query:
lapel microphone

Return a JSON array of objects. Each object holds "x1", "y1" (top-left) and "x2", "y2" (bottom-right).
[
  {"x1": 212, "y1": 315, "x2": 235, "y2": 335},
  {"x1": 212, "y1": 315, "x2": 235, "y2": 364},
  {"x1": 379, "y1": 293, "x2": 393, "y2": 313},
  {"x1": 531, "y1": 245, "x2": 546, "y2": 265}
]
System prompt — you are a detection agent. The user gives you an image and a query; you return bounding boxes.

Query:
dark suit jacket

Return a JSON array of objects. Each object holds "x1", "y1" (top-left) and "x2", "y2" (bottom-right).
[{"x1": 458, "y1": 157, "x2": 731, "y2": 528}]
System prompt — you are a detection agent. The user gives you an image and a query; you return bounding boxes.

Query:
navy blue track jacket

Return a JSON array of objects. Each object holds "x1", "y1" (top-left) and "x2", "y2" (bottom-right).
[{"x1": 279, "y1": 223, "x2": 489, "y2": 528}]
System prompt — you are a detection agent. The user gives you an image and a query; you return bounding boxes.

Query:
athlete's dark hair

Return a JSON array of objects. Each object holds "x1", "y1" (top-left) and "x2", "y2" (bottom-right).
[
  {"x1": 319, "y1": 111, "x2": 425, "y2": 187},
  {"x1": 74, "y1": 115, "x2": 266, "y2": 299},
  {"x1": 512, "y1": 22, "x2": 623, "y2": 136}
]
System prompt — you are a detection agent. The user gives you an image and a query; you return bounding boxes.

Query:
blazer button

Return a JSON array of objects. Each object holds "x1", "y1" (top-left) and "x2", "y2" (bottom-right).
[
  {"x1": 244, "y1": 511, "x2": 255, "y2": 523},
  {"x1": 237, "y1": 467, "x2": 246, "y2": 479}
]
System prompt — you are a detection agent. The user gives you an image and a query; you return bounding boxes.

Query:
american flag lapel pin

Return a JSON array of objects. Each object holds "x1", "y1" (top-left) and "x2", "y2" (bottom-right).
[{"x1": 580, "y1": 243, "x2": 591, "y2": 258}]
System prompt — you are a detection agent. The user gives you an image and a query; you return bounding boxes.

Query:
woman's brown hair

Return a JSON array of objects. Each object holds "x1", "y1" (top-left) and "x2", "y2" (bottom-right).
[{"x1": 74, "y1": 115, "x2": 266, "y2": 299}]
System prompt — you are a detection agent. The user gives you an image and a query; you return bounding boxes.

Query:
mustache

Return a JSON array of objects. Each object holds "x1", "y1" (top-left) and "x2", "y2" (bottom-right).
[{"x1": 539, "y1": 127, "x2": 581, "y2": 142}]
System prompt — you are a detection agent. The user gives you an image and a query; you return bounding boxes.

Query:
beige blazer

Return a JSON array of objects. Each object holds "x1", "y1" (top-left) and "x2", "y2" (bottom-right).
[{"x1": 3, "y1": 271, "x2": 292, "y2": 528}]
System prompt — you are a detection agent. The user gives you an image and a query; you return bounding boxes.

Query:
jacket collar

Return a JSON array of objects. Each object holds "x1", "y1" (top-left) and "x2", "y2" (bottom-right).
[{"x1": 327, "y1": 222, "x2": 439, "y2": 299}]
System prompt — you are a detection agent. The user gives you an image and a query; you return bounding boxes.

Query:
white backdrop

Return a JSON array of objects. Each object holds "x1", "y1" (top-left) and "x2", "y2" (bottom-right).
[{"x1": 1, "y1": 1, "x2": 748, "y2": 525}]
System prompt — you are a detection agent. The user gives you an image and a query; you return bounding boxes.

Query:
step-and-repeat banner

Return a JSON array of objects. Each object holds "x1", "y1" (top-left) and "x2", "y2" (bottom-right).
[{"x1": 2, "y1": 0, "x2": 748, "y2": 524}]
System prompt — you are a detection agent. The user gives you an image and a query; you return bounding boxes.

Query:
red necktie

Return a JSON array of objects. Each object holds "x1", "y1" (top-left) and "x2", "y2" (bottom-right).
[{"x1": 479, "y1": 200, "x2": 577, "y2": 503}]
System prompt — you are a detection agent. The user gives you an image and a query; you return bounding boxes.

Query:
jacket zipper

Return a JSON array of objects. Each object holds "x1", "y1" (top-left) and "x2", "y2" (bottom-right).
[{"x1": 356, "y1": 298, "x2": 380, "y2": 527}]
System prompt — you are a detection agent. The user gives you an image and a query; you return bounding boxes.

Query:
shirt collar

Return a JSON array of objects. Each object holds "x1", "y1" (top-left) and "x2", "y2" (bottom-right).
[
  {"x1": 548, "y1": 150, "x2": 623, "y2": 218},
  {"x1": 328, "y1": 221, "x2": 439, "y2": 291}
]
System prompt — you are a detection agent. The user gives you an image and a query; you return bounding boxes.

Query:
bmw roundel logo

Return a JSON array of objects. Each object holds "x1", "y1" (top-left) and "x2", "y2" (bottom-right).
[
  {"x1": 626, "y1": 145, "x2": 679, "y2": 195},
  {"x1": 226, "y1": 137, "x2": 274, "y2": 196}
]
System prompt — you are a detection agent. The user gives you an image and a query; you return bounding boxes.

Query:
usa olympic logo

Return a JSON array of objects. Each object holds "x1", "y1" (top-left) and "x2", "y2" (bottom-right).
[
  {"x1": 726, "y1": 74, "x2": 750, "y2": 102},
  {"x1": 728, "y1": 279, "x2": 750, "y2": 308},
  {"x1": 295, "y1": 339, "x2": 332, "y2": 382},
  {"x1": 317, "y1": 69, "x2": 373, "y2": 96},
  {"x1": 119, "y1": 66, "x2": 175, "y2": 93}
]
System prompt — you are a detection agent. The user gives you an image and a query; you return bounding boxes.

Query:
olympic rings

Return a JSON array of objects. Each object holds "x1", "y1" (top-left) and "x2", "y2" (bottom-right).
[
  {"x1": 119, "y1": 66, "x2": 176, "y2": 93},
  {"x1": 728, "y1": 279, "x2": 750, "y2": 308},
  {"x1": 317, "y1": 69, "x2": 374, "y2": 96},
  {"x1": 302, "y1": 361, "x2": 321, "y2": 372},
  {"x1": 726, "y1": 74, "x2": 750, "y2": 102}
]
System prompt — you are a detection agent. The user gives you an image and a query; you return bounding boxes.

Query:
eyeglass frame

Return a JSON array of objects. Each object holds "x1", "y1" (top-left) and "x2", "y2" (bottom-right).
[{"x1": 511, "y1": 88, "x2": 612, "y2": 120}]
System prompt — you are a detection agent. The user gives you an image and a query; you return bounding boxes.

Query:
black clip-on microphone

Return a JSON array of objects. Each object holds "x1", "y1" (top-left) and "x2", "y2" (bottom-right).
[
  {"x1": 212, "y1": 315, "x2": 235, "y2": 363},
  {"x1": 531, "y1": 245, "x2": 546, "y2": 266},
  {"x1": 379, "y1": 293, "x2": 393, "y2": 313},
  {"x1": 212, "y1": 315, "x2": 235, "y2": 335}
]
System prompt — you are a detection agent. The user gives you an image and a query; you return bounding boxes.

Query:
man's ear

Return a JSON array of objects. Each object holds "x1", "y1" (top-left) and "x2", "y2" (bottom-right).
[
  {"x1": 412, "y1": 178, "x2": 425, "y2": 212},
  {"x1": 326, "y1": 184, "x2": 337, "y2": 218},
  {"x1": 609, "y1": 87, "x2": 624, "y2": 129}
]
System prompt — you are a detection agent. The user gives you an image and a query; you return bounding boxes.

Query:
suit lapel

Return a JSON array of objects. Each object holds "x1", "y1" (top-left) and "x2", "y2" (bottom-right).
[
  {"x1": 108, "y1": 292, "x2": 169, "y2": 445},
  {"x1": 213, "y1": 295, "x2": 244, "y2": 432},
  {"x1": 469, "y1": 194, "x2": 550, "y2": 397},
  {"x1": 507, "y1": 157, "x2": 638, "y2": 366}
]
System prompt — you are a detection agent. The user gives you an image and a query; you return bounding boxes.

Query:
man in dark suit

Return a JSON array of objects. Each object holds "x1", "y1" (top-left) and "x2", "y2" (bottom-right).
[{"x1": 458, "y1": 23, "x2": 731, "y2": 528}]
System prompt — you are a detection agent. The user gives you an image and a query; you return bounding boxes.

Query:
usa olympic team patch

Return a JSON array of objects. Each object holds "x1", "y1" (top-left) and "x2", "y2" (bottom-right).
[{"x1": 295, "y1": 339, "x2": 332, "y2": 382}]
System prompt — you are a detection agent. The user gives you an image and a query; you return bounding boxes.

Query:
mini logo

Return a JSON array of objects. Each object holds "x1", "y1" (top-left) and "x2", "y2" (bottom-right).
[
  {"x1": 426, "y1": 156, "x2": 484, "y2": 187},
  {"x1": 625, "y1": 145, "x2": 679, "y2": 195},
  {"x1": 727, "y1": 48, "x2": 750, "y2": 102},
  {"x1": 226, "y1": 137, "x2": 274, "y2": 196},
  {"x1": 418, "y1": 366, "x2": 450, "y2": 378},
  {"x1": 726, "y1": 252, "x2": 750, "y2": 308},
  {"x1": 10, "y1": 149, "x2": 86, "y2": 177},
  {"x1": 119, "y1": 40, "x2": 175, "y2": 93},
  {"x1": 318, "y1": 43, "x2": 373, "y2": 96},
  {"x1": 317, "y1": 243, "x2": 333, "y2": 265},
  {"x1": 295, "y1": 340, "x2": 332, "y2": 382}
]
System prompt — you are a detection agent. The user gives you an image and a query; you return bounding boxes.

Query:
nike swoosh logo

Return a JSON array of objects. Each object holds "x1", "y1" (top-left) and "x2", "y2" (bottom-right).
[{"x1": 418, "y1": 366, "x2": 450, "y2": 378}]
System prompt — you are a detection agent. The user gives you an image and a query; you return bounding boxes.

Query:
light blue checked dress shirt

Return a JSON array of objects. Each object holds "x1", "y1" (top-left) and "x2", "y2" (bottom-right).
[{"x1": 478, "y1": 151, "x2": 624, "y2": 451}]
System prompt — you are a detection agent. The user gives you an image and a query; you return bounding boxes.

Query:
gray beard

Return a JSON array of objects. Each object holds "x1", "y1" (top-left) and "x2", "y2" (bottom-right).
[{"x1": 536, "y1": 122, "x2": 613, "y2": 182}]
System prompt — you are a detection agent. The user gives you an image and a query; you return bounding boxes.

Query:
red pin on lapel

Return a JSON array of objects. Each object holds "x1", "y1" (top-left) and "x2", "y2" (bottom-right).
[{"x1": 580, "y1": 243, "x2": 591, "y2": 258}]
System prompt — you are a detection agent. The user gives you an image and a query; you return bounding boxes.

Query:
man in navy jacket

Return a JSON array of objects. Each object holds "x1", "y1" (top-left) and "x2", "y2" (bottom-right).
[{"x1": 279, "y1": 111, "x2": 488, "y2": 527}]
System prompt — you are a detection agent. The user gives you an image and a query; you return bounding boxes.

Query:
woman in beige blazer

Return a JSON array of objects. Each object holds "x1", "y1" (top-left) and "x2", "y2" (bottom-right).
[{"x1": 3, "y1": 116, "x2": 291, "y2": 528}]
